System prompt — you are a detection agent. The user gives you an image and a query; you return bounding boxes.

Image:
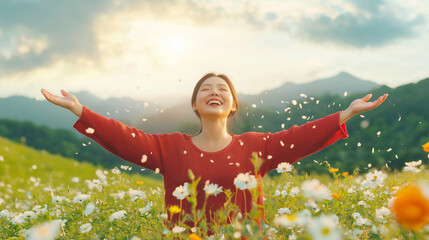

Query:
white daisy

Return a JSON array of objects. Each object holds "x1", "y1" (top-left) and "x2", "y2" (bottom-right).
[
  {"x1": 109, "y1": 210, "x2": 127, "y2": 222},
  {"x1": 172, "y1": 225, "x2": 186, "y2": 234},
  {"x1": 84, "y1": 202, "x2": 95, "y2": 215},
  {"x1": 306, "y1": 214, "x2": 342, "y2": 240},
  {"x1": 79, "y1": 223, "x2": 92, "y2": 233},
  {"x1": 172, "y1": 183, "x2": 190, "y2": 200},
  {"x1": 233, "y1": 172, "x2": 257, "y2": 190},
  {"x1": 26, "y1": 220, "x2": 61, "y2": 240},
  {"x1": 276, "y1": 162, "x2": 293, "y2": 173},
  {"x1": 204, "y1": 183, "x2": 223, "y2": 196}
]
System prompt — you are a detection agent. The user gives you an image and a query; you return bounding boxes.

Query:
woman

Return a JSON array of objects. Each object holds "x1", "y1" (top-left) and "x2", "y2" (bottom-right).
[{"x1": 41, "y1": 73, "x2": 387, "y2": 233}]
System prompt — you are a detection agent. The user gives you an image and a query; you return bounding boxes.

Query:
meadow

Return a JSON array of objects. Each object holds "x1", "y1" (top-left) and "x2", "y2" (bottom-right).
[{"x1": 1, "y1": 135, "x2": 428, "y2": 239}]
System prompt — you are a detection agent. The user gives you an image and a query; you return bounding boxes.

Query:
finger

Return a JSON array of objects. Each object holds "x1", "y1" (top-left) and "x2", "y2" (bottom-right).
[
  {"x1": 362, "y1": 94, "x2": 372, "y2": 102},
  {"x1": 61, "y1": 89, "x2": 68, "y2": 97},
  {"x1": 376, "y1": 94, "x2": 388, "y2": 107}
]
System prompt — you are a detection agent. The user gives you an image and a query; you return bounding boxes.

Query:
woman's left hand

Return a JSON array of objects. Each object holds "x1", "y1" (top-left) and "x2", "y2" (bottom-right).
[{"x1": 340, "y1": 93, "x2": 388, "y2": 124}]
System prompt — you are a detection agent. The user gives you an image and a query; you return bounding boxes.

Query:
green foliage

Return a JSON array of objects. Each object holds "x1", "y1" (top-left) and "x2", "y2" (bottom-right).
[{"x1": 1, "y1": 137, "x2": 429, "y2": 239}]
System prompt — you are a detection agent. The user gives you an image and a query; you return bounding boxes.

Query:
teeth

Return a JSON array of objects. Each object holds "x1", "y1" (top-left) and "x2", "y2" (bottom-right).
[{"x1": 208, "y1": 100, "x2": 221, "y2": 105}]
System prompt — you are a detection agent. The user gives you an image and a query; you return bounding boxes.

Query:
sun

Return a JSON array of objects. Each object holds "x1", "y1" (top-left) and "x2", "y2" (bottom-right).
[{"x1": 167, "y1": 36, "x2": 184, "y2": 53}]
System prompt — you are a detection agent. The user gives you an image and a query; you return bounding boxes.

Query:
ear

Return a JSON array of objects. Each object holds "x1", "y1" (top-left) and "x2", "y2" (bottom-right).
[{"x1": 192, "y1": 102, "x2": 198, "y2": 111}]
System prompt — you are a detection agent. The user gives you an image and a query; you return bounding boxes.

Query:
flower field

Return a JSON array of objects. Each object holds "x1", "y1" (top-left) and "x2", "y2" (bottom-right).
[{"x1": 1, "y1": 136, "x2": 429, "y2": 239}]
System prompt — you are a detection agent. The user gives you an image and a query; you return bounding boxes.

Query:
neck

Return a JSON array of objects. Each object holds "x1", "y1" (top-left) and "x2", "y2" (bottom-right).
[{"x1": 198, "y1": 117, "x2": 230, "y2": 141}]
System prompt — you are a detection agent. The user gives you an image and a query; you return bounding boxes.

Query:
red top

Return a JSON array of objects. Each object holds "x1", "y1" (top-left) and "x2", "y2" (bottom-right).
[{"x1": 73, "y1": 106, "x2": 348, "y2": 225}]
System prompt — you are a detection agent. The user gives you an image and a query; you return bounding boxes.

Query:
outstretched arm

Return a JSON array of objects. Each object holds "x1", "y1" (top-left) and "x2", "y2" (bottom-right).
[
  {"x1": 339, "y1": 93, "x2": 388, "y2": 125},
  {"x1": 41, "y1": 89, "x2": 83, "y2": 117}
]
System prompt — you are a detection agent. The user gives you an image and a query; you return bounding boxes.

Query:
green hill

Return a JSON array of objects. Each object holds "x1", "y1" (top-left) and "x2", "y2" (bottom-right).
[{"x1": 0, "y1": 136, "x2": 162, "y2": 190}]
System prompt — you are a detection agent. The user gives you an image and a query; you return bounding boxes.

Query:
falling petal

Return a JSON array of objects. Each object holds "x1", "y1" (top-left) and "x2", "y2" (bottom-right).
[
  {"x1": 141, "y1": 155, "x2": 147, "y2": 163},
  {"x1": 85, "y1": 128, "x2": 95, "y2": 134}
]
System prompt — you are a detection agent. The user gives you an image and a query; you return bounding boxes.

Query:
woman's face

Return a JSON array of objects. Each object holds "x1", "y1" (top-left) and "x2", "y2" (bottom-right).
[{"x1": 192, "y1": 77, "x2": 236, "y2": 119}]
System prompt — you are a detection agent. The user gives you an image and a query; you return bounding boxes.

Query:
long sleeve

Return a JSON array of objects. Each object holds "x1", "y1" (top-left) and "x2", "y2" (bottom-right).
[
  {"x1": 259, "y1": 111, "x2": 348, "y2": 176},
  {"x1": 73, "y1": 106, "x2": 165, "y2": 174}
]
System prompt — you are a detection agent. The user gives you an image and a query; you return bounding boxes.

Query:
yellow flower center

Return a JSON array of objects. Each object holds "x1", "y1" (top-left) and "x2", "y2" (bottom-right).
[{"x1": 322, "y1": 227, "x2": 331, "y2": 235}]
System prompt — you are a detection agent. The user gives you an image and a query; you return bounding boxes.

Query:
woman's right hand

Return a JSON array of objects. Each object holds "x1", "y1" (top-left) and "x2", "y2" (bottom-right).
[{"x1": 41, "y1": 89, "x2": 83, "y2": 117}]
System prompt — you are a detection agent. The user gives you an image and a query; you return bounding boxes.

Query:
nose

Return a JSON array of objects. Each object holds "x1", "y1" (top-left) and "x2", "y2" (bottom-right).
[{"x1": 210, "y1": 89, "x2": 220, "y2": 96}]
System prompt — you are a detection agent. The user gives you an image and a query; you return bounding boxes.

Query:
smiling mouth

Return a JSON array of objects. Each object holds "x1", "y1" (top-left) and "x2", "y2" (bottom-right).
[{"x1": 207, "y1": 100, "x2": 222, "y2": 106}]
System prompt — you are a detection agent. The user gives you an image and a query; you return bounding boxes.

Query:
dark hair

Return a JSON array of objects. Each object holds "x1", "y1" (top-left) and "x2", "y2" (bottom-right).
[{"x1": 191, "y1": 73, "x2": 239, "y2": 120}]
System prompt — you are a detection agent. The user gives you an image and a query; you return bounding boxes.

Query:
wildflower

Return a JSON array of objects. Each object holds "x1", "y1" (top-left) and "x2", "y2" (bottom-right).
[
  {"x1": 392, "y1": 185, "x2": 429, "y2": 230},
  {"x1": 139, "y1": 202, "x2": 153, "y2": 215},
  {"x1": 84, "y1": 202, "x2": 95, "y2": 215},
  {"x1": 352, "y1": 212, "x2": 371, "y2": 226},
  {"x1": 328, "y1": 168, "x2": 339, "y2": 173},
  {"x1": 307, "y1": 214, "x2": 341, "y2": 240},
  {"x1": 404, "y1": 160, "x2": 422, "y2": 173},
  {"x1": 26, "y1": 220, "x2": 60, "y2": 240},
  {"x1": 289, "y1": 187, "x2": 300, "y2": 197},
  {"x1": 266, "y1": 227, "x2": 278, "y2": 240},
  {"x1": 136, "y1": 181, "x2": 144, "y2": 185},
  {"x1": 33, "y1": 205, "x2": 47, "y2": 215},
  {"x1": 172, "y1": 226, "x2": 186, "y2": 234},
  {"x1": 276, "y1": 162, "x2": 292, "y2": 173},
  {"x1": 173, "y1": 183, "x2": 190, "y2": 200},
  {"x1": 128, "y1": 188, "x2": 146, "y2": 201},
  {"x1": 79, "y1": 223, "x2": 92, "y2": 233},
  {"x1": 278, "y1": 207, "x2": 292, "y2": 214},
  {"x1": 331, "y1": 193, "x2": 340, "y2": 199},
  {"x1": 233, "y1": 172, "x2": 257, "y2": 190},
  {"x1": 169, "y1": 205, "x2": 181, "y2": 214},
  {"x1": 274, "y1": 189, "x2": 287, "y2": 197},
  {"x1": 204, "y1": 183, "x2": 223, "y2": 196},
  {"x1": 71, "y1": 177, "x2": 79, "y2": 183},
  {"x1": 342, "y1": 172, "x2": 349, "y2": 177},
  {"x1": 109, "y1": 210, "x2": 127, "y2": 222},
  {"x1": 189, "y1": 233, "x2": 202, "y2": 240},
  {"x1": 73, "y1": 193, "x2": 90, "y2": 203},
  {"x1": 422, "y1": 141, "x2": 429, "y2": 152},
  {"x1": 111, "y1": 191, "x2": 126, "y2": 199},
  {"x1": 298, "y1": 209, "x2": 312, "y2": 224},
  {"x1": 0, "y1": 209, "x2": 10, "y2": 220},
  {"x1": 111, "y1": 167, "x2": 121, "y2": 175},
  {"x1": 360, "y1": 170, "x2": 387, "y2": 188},
  {"x1": 120, "y1": 165, "x2": 131, "y2": 170},
  {"x1": 363, "y1": 190, "x2": 375, "y2": 200},
  {"x1": 375, "y1": 207, "x2": 390, "y2": 223},
  {"x1": 301, "y1": 179, "x2": 332, "y2": 200},
  {"x1": 273, "y1": 214, "x2": 300, "y2": 227}
]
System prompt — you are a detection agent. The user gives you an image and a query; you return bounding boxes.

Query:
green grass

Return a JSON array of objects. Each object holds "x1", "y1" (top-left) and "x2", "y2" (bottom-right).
[{"x1": 1, "y1": 136, "x2": 428, "y2": 239}]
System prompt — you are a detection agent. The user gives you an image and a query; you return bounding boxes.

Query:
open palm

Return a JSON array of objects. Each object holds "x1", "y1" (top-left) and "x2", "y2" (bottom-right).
[
  {"x1": 41, "y1": 89, "x2": 80, "y2": 110},
  {"x1": 348, "y1": 94, "x2": 388, "y2": 115}
]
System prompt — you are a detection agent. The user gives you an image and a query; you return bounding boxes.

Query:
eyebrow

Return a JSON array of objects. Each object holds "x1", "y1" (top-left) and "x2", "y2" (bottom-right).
[{"x1": 201, "y1": 83, "x2": 229, "y2": 87}]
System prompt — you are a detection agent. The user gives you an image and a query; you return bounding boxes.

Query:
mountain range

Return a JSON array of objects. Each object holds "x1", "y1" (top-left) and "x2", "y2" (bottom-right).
[{"x1": 0, "y1": 72, "x2": 380, "y2": 133}]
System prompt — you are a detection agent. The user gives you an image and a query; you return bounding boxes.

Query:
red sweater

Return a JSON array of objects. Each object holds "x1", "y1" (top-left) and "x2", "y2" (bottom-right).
[{"x1": 73, "y1": 106, "x2": 348, "y2": 225}]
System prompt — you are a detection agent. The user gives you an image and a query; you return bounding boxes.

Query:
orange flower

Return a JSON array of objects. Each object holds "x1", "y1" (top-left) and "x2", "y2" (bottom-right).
[
  {"x1": 422, "y1": 141, "x2": 429, "y2": 152},
  {"x1": 329, "y1": 168, "x2": 339, "y2": 173},
  {"x1": 331, "y1": 193, "x2": 340, "y2": 199},
  {"x1": 342, "y1": 172, "x2": 349, "y2": 177},
  {"x1": 189, "y1": 234, "x2": 202, "y2": 240},
  {"x1": 392, "y1": 185, "x2": 429, "y2": 231},
  {"x1": 136, "y1": 181, "x2": 144, "y2": 185}
]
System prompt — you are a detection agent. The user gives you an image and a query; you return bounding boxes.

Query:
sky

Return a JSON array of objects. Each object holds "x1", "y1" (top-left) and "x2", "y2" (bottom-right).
[{"x1": 0, "y1": 0, "x2": 428, "y2": 105}]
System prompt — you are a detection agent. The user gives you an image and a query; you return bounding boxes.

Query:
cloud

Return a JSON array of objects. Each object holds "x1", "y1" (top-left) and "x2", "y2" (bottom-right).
[
  {"x1": 0, "y1": 0, "x2": 112, "y2": 75},
  {"x1": 276, "y1": 0, "x2": 426, "y2": 47}
]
